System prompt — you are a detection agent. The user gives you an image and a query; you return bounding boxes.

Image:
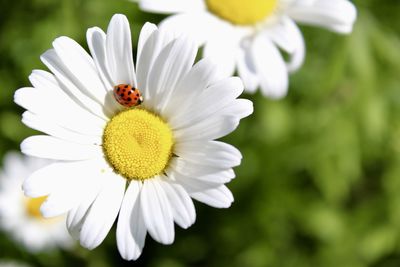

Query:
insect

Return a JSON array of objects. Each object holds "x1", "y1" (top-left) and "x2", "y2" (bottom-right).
[{"x1": 113, "y1": 84, "x2": 143, "y2": 108}]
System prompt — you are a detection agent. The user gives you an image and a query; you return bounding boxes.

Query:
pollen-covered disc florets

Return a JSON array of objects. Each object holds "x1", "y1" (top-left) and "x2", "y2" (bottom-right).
[
  {"x1": 205, "y1": 0, "x2": 277, "y2": 25},
  {"x1": 25, "y1": 196, "x2": 47, "y2": 219},
  {"x1": 103, "y1": 109, "x2": 174, "y2": 180}
]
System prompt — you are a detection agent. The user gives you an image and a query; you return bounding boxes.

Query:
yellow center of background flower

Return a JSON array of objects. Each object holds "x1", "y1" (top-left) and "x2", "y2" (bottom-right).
[
  {"x1": 103, "y1": 109, "x2": 174, "y2": 180},
  {"x1": 25, "y1": 196, "x2": 46, "y2": 219},
  {"x1": 206, "y1": 0, "x2": 278, "y2": 25}
]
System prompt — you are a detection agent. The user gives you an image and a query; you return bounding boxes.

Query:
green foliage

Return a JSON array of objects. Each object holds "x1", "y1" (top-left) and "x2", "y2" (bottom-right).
[{"x1": 0, "y1": 0, "x2": 400, "y2": 266}]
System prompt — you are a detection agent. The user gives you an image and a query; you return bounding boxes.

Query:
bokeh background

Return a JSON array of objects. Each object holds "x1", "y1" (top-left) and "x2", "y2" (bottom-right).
[{"x1": 0, "y1": 0, "x2": 400, "y2": 266}]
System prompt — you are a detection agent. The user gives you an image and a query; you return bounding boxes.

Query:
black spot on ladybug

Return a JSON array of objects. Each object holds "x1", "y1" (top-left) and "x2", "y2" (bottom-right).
[
  {"x1": 117, "y1": 88, "x2": 120, "y2": 92},
  {"x1": 128, "y1": 91, "x2": 132, "y2": 95},
  {"x1": 134, "y1": 97, "x2": 138, "y2": 101},
  {"x1": 120, "y1": 94, "x2": 124, "y2": 97},
  {"x1": 127, "y1": 97, "x2": 132, "y2": 101},
  {"x1": 136, "y1": 93, "x2": 139, "y2": 97},
  {"x1": 124, "y1": 85, "x2": 128, "y2": 88}
]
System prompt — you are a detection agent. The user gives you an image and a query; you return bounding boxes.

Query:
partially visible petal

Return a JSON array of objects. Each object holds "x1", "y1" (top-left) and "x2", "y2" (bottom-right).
[
  {"x1": 174, "y1": 141, "x2": 242, "y2": 169},
  {"x1": 136, "y1": 27, "x2": 176, "y2": 102},
  {"x1": 163, "y1": 58, "x2": 222, "y2": 122},
  {"x1": 35, "y1": 159, "x2": 108, "y2": 217},
  {"x1": 203, "y1": 33, "x2": 239, "y2": 79},
  {"x1": 236, "y1": 47, "x2": 259, "y2": 93},
  {"x1": 137, "y1": 23, "x2": 158, "y2": 73},
  {"x1": 174, "y1": 115, "x2": 239, "y2": 142},
  {"x1": 21, "y1": 136, "x2": 102, "y2": 161},
  {"x1": 138, "y1": 0, "x2": 206, "y2": 14},
  {"x1": 15, "y1": 76, "x2": 106, "y2": 135},
  {"x1": 141, "y1": 177, "x2": 174, "y2": 244},
  {"x1": 251, "y1": 34, "x2": 288, "y2": 99},
  {"x1": 22, "y1": 111, "x2": 102, "y2": 145},
  {"x1": 52, "y1": 36, "x2": 110, "y2": 110},
  {"x1": 79, "y1": 173, "x2": 126, "y2": 250},
  {"x1": 106, "y1": 14, "x2": 137, "y2": 87},
  {"x1": 288, "y1": 0, "x2": 357, "y2": 34},
  {"x1": 117, "y1": 181, "x2": 146, "y2": 261},
  {"x1": 160, "y1": 12, "x2": 222, "y2": 46},
  {"x1": 167, "y1": 157, "x2": 235, "y2": 184},
  {"x1": 145, "y1": 36, "x2": 197, "y2": 113},
  {"x1": 175, "y1": 175, "x2": 234, "y2": 208},
  {"x1": 159, "y1": 179, "x2": 196, "y2": 229},
  {"x1": 169, "y1": 77, "x2": 243, "y2": 129},
  {"x1": 264, "y1": 16, "x2": 305, "y2": 73},
  {"x1": 41, "y1": 49, "x2": 109, "y2": 119}
]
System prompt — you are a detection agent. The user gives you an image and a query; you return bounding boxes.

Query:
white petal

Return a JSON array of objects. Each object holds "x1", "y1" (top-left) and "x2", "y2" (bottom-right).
[
  {"x1": 141, "y1": 177, "x2": 174, "y2": 244},
  {"x1": 86, "y1": 27, "x2": 113, "y2": 89},
  {"x1": 174, "y1": 115, "x2": 239, "y2": 142},
  {"x1": 116, "y1": 181, "x2": 146, "y2": 261},
  {"x1": 40, "y1": 49, "x2": 109, "y2": 119},
  {"x1": 52, "y1": 36, "x2": 112, "y2": 112},
  {"x1": 169, "y1": 77, "x2": 243, "y2": 129},
  {"x1": 264, "y1": 16, "x2": 305, "y2": 73},
  {"x1": 21, "y1": 135, "x2": 102, "y2": 160},
  {"x1": 159, "y1": 12, "x2": 221, "y2": 46},
  {"x1": 217, "y1": 98, "x2": 254, "y2": 119},
  {"x1": 106, "y1": 14, "x2": 137, "y2": 87},
  {"x1": 66, "y1": 159, "x2": 110, "y2": 239},
  {"x1": 175, "y1": 141, "x2": 242, "y2": 169},
  {"x1": 79, "y1": 173, "x2": 126, "y2": 250},
  {"x1": 137, "y1": 22, "x2": 158, "y2": 72},
  {"x1": 251, "y1": 34, "x2": 288, "y2": 99},
  {"x1": 163, "y1": 58, "x2": 222, "y2": 122},
  {"x1": 136, "y1": 26, "x2": 176, "y2": 101},
  {"x1": 23, "y1": 162, "x2": 60, "y2": 198},
  {"x1": 288, "y1": 0, "x2": 357, "y2": 34},
  {"x1": 138, "y1": 0, "x2": 206, "y2": 14},
  {"x1": 189, "y1": 184, "x2": 233, "y2": 208},
  {"x1": 146, "y1": 36, "x2": 197, "y2": 113},
  {"x1": 36, "y1": 159, "x2": 108, "y2": 217},
  {"x1": 236, "y1": 47, "x2": 259, "y2": 93},
  {"x1": 167, "y1": 157, "x2": 235, "y2": 184},
  {"x1": 159, "y1": 179, "x2": 195, "y2": 229},
  {"x1": 66, "y1": 192, "x2": 98, "y2": 240},
  {"x1": 15, "y1": 80, "x2": 106, "y2": 135},
  {"x1": 86, "y1": 27, "x2": 124, "y2": 113},
  {"x1": 175, "y1": 175, "x2": 234, "y2": 208},
  {"x1": 22, "y1": 111, "x2": 102, "y2": 145},
  {"x1": 203, "y1": 33, "x2": 239, "y2": 79}
]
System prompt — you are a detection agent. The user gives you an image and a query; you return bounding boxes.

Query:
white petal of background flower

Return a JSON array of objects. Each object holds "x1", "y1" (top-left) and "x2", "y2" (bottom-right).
[
  {"x1": 138, "y1": 0, "x2": 206, "y2": 14},
  {"x1": 288, "y1": 0, "x2": 357, "y2": 34},
  {"x1": 137, "y1": 0, "x2": 357, "y2": 98},
  {"x1": 0, "y1": 152, "x2": 73, "y2": 252}
]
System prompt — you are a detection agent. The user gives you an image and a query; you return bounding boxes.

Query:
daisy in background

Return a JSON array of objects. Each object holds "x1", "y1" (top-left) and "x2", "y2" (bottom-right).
[
  {"x1": 136, "y1": 0, "x2": 357, "y2": 98},
  {"x1": 0, "y1": 152, "x2": 73, "y2": 253},
  {"x1": 14, "y1": 14, "x2": 253, "y2": 260}
]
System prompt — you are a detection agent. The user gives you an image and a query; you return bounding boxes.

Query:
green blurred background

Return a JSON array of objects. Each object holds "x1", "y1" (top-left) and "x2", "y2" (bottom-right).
[{"x1": 0, "y1": 0, "x2": 400, "y2": 266}]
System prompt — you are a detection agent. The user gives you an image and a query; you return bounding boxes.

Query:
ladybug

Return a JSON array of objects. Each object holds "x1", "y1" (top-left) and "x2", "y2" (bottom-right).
[{"x1": 113, "y1": 84, "x2": 143, "y2": 108}]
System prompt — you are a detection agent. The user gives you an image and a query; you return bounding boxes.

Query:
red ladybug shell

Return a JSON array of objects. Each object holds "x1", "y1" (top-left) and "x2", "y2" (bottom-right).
[{"x1": 113, "y1": 84, "x2": 143, "y2": 108}]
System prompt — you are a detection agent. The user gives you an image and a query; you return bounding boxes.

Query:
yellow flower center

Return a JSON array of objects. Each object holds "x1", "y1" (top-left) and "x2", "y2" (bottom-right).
[
  {"x1": 25, "y1": 196, "x2": 46, "y2": 219},
  {"x1": 103, "y1": 109, "x2": 174, "y2": 180},
  {"x1": 206, "y1": 0, "x2": 278, "y2": 25}
]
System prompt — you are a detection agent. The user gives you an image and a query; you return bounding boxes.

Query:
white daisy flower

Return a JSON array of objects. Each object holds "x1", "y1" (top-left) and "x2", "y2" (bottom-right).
[
  {"x1": 14, "y1": 14, "x2": 253, "y2": 260},
  {"x1": 136, "y1": 0, "x2": 357, "y2": 98},
  {"x1": 0, "y1": 152, "x2": 73, "y2": 252}
]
